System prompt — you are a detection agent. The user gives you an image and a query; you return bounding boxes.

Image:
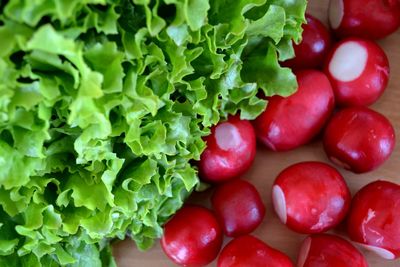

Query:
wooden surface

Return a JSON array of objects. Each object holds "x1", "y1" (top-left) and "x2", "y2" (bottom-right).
[{"x1": 113, "y1": 1, "x2": 400, "y2": 266}]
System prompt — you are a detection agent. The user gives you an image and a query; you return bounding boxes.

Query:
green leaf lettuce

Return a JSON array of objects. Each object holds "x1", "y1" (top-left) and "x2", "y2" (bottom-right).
[{"x1": 0, "y1": 0, "x2": 306, "y2": 265}]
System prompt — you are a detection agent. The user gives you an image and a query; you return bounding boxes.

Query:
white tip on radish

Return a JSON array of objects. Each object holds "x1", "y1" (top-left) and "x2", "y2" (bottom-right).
[
  {"x1": 272, "y1": 185, "x2": 287, "y2": 224},
  {"x1": 358, "y1": 243, "x2": 395, "y2": 260},
  {"x1": 329, "y1": 41, "x2": 368, "y2": 82},
  {"x1": 329, "y1": 0, "x2": 344, "y2": 29},
  {"x1": 329, "y1": 156, "x2": 351, "y2": 170},
  {"x1": 297, "y1": 237, "x2": 312, "y2": 267},
  {"x1": 215, "y1": 123, "x2": 241, "y2": 151}
]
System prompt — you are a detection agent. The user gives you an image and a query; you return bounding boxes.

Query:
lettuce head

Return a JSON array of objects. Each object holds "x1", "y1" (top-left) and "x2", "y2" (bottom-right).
[{"x1": 0, "y1": 0, "x2": 306, "y2": 265}]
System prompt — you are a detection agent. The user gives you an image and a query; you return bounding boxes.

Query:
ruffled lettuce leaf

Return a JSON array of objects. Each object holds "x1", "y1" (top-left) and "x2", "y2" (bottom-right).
[{"x1": 0, "y1": 0, "x2": 306, "y2": 265}]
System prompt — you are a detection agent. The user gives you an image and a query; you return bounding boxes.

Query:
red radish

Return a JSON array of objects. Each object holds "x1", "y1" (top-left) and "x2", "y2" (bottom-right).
[
  {"x1": 199, "y1": 115, "x2": 256, "y2": 183},
  {"x1": 323, "y1": 107, "x2": 395, "y2": 173},
  {"x1": 211, "y1": 179, "x2": 265, "y2": 237},
  {"x1": 272, "y1": 161, "x2": 351, "y2": 234},
  {"x1": 324, "y1": 38, "x2": 389, "y2": 106},
  {"x1": 254, "y1": 70, "x2": 334, "y2": 151},
  {"x1": 161, "y1": 205, "x2": 223, "y2": 267},
  {"x1": 297, "y1": 234, "x2": 368, "y2": 267},
  {"x1": 329, "y1": 0, "x2": 400, "y2": 40},
  {"x1": 347, "y1": 180, "x2": 400, "y2": 260},
  {"x1": 283, "y1": 14, "x2": 332, "y2": 69},
  {"x1": 217, "y1": 235, "x2": 293, "y2": 267}
]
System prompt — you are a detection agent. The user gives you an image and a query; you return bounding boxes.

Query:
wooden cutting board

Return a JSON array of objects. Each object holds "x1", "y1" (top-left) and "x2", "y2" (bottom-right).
[{"x1": 113, "y1": 1, "x2": 400, "y2": 266}]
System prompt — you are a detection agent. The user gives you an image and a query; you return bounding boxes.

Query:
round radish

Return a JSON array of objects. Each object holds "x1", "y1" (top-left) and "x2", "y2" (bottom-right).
[
  {"x1": 198, "y1": 115, "x2": 256, "y2": 183},
  {"x1": 211, "y1": 179, "x2": 265, "y2": 237},
  {"x1": 323, "y1": 106, "x2": 395, "y2": 173},
  {"x1": 161, "y1": 205, "x2": 223, "y2": 267},
  {"x1": 324, "y1": 38, "x2": 389, "y2": 106},
  {"x1": 347, "y1": 180, "x2": 400, "y2": 260},
  {"x1": 254, "y1": 70, "x2": 334, "y2": 151},
  {"x1": 272, "y1": 161, "x2": 351, "y2": 234},
  {"x1": 283, "y1": 14, "x2": 332, "y2": 69},
  {"x1": 329, "y1": 0, "x2": 400, "y2": 40},
  {"x1": 297, "y1": 234, "x2": 368, "y2": 267},
  {"x1": 217, "y1": 235, "x2": 293, "y2": 267}
]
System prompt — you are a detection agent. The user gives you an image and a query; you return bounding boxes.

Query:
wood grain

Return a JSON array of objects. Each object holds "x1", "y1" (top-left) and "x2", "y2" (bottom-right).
[{"x1": 113, "y1": 1, "x2": 400, "y2": 266}]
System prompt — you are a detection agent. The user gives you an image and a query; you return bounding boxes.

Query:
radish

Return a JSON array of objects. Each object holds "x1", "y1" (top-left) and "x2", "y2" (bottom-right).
[
  {"x1": 211, "y1": 179, "x2": 265, "y2": 237},
  {"x1": 347, "y1": 180, "x2": 400, "y2": 260},
  {"x1": 272, "y1": 161, "x2": 351, "y2": 234},
  {"x1": 323, "y1": 106, "x2": 395, "y2": 173},
  {"x1": 217, "y1": 235, "x2": 293, "y2": 267},
  {"x1": 283, "y1": 14, "x2": 332, "y2": 69},
  {"x1": 198, "y1": 115, "x2": 256, "y2": 183},
  {"x1": 254, "y1": 70, "x2": 334, "y2": 151},
  {"x1": 297, "y1": 234, "x2": 368, "y2": 267},
  {"x1": 161, "y1": 205, "x2": 223, "y2": 267},
  {"x1": 324, "y1": 38, "x2": 389, "y2": 106},
  {"x1": 329, "y1": 0, "x2": 400, "y2": 40}
]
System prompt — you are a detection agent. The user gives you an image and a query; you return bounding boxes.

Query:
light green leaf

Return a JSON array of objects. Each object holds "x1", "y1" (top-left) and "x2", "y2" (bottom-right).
[{"x1": 0, "y1": 0, "x2": 306, "y2": 265}]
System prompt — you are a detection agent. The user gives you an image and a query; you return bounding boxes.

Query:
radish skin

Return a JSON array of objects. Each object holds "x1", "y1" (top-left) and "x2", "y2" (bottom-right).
[
  {"x1": 329, "y1": 0, "x2": 400, "y2": 39},
  {"x1": 199, "y1": 116, "x2": 256, "y2": 183},
  {"x1": 161, "y1": 205, "x2": 223, "y2": 267},
  {"x1": 212, "y1": 179, "x2": 265, "y2": 237},
  {"x1": 283, "y1": 14, "x2": 332, "y2": 69},
  {"x1": 323, "y1": 107, "x2": 395, "y2": 173},
  {"x1": 254, "y1": 70, "x2": 334, "y2": 151},
  {"x1": 324, "y1": 38, "x2": 389, "y2": 107},
  {"x1": 347, "y1": 180, "x2": 400, "y2": 259},
  {"x1": 297, "y1": 234, "x2": 368, "y2": 267},
  {"x1": 218, "y1": 235, "x2": 294, "y2": 267},
  {"x1": 272, "y1": 162, "x2": 351, "y2": 234}
]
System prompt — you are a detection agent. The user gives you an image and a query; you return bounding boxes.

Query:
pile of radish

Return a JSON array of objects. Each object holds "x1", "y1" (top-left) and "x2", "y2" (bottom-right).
[{"x1": 160, "y1": 0, "x2": 400, "y2": 266}]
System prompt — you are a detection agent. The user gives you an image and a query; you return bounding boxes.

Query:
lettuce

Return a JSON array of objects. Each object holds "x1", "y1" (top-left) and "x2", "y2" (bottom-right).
[{"x1": 0, "y1": 0, "x2": 306, "y2": 265}]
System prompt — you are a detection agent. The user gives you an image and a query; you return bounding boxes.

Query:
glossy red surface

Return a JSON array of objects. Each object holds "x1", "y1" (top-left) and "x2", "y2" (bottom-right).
[
  {"x1": 323, "y1": 106, "x2": 395, "y2": 173},
  {"x1": 283, "y1": 14, "x2": 332, "y2": 69},
  {"x1": 347, "y1": 180, "x2": 400, "y2": 259},
  {"x1": 217, "y1": 235, "x2": 293, "y2": 267},
  {"x1": 199, "y1": 116, "x2": 256, "y2": 183},
  {"x1": 329, "y1": 0, "x2": 400, "y2": 39},
  {"x1": 272, "y1": 161, "x2": 351, "y2": 234},
  {"x1": 254, "y1": 70, "x2": 334, "y2": 151},
  {"x1": 324, "y1": 38, "x2": 389, "y2": 106},
  {"x1": 297, "y1": 234, "x2": 368, "y2": 267},
  {"x1": 161, "y1": 205, "x2": 223, "y2": 267},
  {"x1": 211, "y1": 179, "x2": 265, "y2": 237}
]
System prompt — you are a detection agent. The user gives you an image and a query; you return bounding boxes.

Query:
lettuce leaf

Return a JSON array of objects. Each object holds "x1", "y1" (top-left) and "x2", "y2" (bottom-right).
[{"x1": 0, "y1": 0, "x2": 306, "y2": 265}]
